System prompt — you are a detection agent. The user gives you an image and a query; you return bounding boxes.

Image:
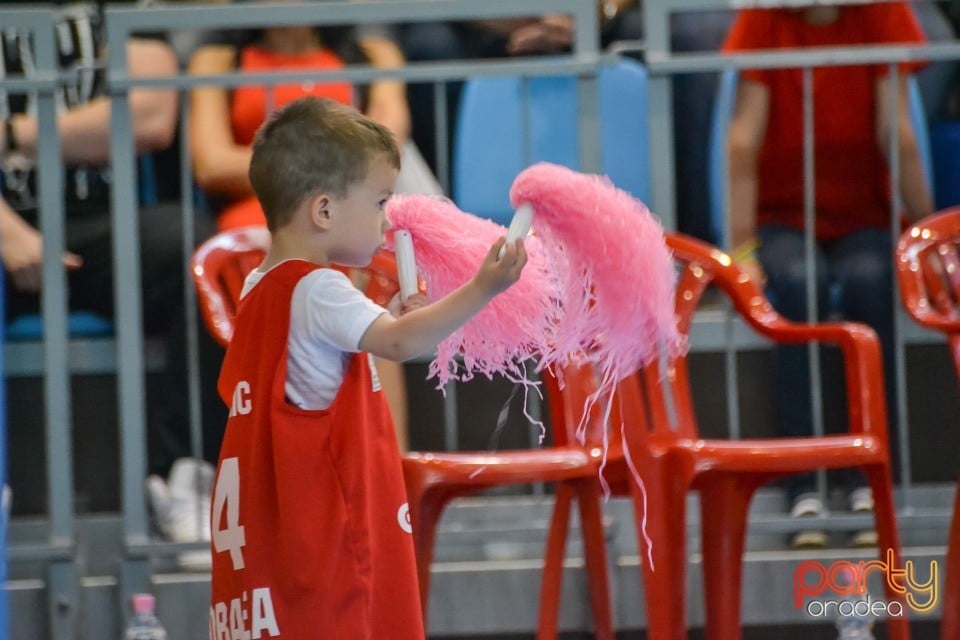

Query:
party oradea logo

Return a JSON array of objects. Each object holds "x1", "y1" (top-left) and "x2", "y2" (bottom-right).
[{"x1": 794, "y1": 549, "x2": 938, "y2": 618}]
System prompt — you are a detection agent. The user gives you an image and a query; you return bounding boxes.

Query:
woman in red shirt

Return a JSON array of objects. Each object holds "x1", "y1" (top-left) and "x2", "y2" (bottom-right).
[{"x1": 724, "y1": 4, "x2": 934, "y2": 547}]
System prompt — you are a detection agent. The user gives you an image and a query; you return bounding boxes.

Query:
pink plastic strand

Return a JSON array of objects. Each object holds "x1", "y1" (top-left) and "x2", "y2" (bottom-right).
[
  {"x1": 510, "y1": 162, "x2": 685, "y2": 389},
  {"x1": 511, "y1": 163, "x2": 683, "y2": 569},
  {"x1": 385, "y1": 194, "x2": 561, "y2": 388}
]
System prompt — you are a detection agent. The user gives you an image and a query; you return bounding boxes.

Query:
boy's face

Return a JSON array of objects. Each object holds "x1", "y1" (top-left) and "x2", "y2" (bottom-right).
[{"x1": 327, "y1": 154, "x2": 398, "y2": 267}]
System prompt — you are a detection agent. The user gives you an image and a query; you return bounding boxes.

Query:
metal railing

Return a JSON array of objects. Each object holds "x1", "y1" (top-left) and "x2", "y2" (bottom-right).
[{"x1": 1, "y1": 0, "x2": 957, "y2": 635}]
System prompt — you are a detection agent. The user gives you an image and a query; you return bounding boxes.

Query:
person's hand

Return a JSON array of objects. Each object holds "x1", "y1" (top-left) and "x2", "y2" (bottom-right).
[
  {"x1": 738, "y1": 258, "x2": 766, "y2": 289},
  {"x1": 1, "y1": 222, "x2": 82, "y2": 292},
  {"x1": 473, "y1": 237, "x2": 528, "y2": 297},
  {"x1": 399, "y1": 292, "x2": 428, "y2": 316},
  {"x1": 387, "y1": 291, "x2": 428, "y2": 317},
  {"x1": 506, "y1": 15, "x2": 574, "y2": 55}
]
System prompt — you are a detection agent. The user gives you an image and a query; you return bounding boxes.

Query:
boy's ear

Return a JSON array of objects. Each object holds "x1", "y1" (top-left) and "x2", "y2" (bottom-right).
[{"x1": 308, "y1": 193, "x2": 332, "y2": 230}]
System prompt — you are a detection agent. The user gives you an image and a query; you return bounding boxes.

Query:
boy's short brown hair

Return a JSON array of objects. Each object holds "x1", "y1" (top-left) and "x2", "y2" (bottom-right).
[{"x1": 249, "y1": 97, "x2": 401, "y2": 231}]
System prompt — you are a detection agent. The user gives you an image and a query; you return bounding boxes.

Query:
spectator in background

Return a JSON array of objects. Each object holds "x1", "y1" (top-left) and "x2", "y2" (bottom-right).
[
  {"x1": 0, "y1": 2, "x2": 219, "y2": 568},
  {"x1": 724, "y1": 3, "x2": 934, "y2": 548},
  {"x1": 398, "y1": 0, "x2": 643, "y2": 176},
  {"x1": 187, "y1": 5, "x2": 437, "y2": 451}
]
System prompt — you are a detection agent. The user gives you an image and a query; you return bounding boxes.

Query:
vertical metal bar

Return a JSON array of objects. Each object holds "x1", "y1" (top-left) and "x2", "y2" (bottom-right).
[
  {"x1": 521, "y1": 77, "x2": 531, "y2": 168},
  {"x1": 180, "y1": 92, "x2": 204, "y2": 464},
  {"x1": 801, "y1": 67, "x2": 827, "y2": 499},
  {"x1": 724, "y1": 318, "x2": 741, "y2": 440},
  {"x1": 433, "y1": 81, "x2": 450, "y2": 195},
  {"x1": 33, "y1": 13, "x2": 79, "y2": 638},
  {"x1": 570, "y1": 0, "x2": 599, "y2": 60},
  {"x1": 525, "y1": 361, "x2": 544, "y2": 496},
  {"x1": 577, "y1": 73, "x2": 602, "y2": 174},
  {"x1": 105, "y1": 13, "x2": 151, "y2": 601},
  {"x1": 0, "y1": 219, "x2": 7, "y2": 640},
  {"x1": 573, "y1": 0, "x2": 600, "y2": 175},
  {"x1": 644, "y1": 0, "x2": 677, "y2": 230},
  {"x1": 443, "y1": 382, "x2": 459, "y2": 451},
  {"x1": 179, "y1": 91, "x2": 208, "y2": 543},
  {"x1": 888, "y1": 63, "x2": 912, "y2": 507}
]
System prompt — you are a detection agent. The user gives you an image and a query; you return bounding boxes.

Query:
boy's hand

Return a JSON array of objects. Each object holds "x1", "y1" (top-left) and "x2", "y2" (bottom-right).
[
  {"x1": 387, "y1": 291, "x2": 428, "y2": 317},
  {"x1": 400, "y1": 293, "x2": 429, "y2": 315},
  {"x1": 473, "y1": 237, "x2": 528, "y2": 297}
]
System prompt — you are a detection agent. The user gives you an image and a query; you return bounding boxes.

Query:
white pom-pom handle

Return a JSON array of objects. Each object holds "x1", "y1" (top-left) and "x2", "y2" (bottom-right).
[
  {"x1": 498, "y1": 202, "x2": 535, "y2": 259},
  {"x1": 394, "y1": 230, "x2": 419, "y2": 301}
]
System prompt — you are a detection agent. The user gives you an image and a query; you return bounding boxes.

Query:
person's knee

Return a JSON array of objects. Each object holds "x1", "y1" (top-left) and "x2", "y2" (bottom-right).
[
  {"x1": 764, "y1": 261, "x2": 830, "y2": 320},
  {"x1": 836, "y1": 259, "x2": 893, "y2": 317}
]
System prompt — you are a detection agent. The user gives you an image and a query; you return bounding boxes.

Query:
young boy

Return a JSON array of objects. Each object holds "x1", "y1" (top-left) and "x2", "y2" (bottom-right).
[{"x1": 208, "y1": 96, "x2": 527, "y2": 639}]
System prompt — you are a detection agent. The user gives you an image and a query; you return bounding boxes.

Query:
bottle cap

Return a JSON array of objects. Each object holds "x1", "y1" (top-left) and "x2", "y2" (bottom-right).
[{"x1": 131, "y1": 593, "x2": 156, "y2": 614}]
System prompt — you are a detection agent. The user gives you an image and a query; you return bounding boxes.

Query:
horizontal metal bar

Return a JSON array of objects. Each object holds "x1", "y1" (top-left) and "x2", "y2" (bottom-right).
[
  {"x1": 658, "y1": 0, "x2": 906, "y2": 12},
  {"x1": 4, "y1": 339, "x2": 167, "y2": 378},
  {"x1": 7, "y1": 544, "x2": 75, "y2": 563},
  {"x1": 108, "y1": 56, "x2": 602, "y2": 92},
  {"x1": 0, "y1": 76, "x2": 59, "y2": 92},
  {"x1": 125, "y1": 540, "x2": 210, "y2": 558},
  {"x1": 686, "y1": 309, "x2": 945, "y2": 353},
  {"x1": 745, "y1": 510, "x2": 954, "y2": 534},
  {"x1": 648, "y1": 41, "x2": 960, "y2": 75},
  {"x1": 105, "y1": 0, "x2": 590, "y2": 34},
  {"x1": 0, "y1": 9, "x2": 55, "y2": 29}
]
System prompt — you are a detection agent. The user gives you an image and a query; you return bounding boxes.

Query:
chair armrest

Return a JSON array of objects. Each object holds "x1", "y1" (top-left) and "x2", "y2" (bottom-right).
[{"x1": 666, "y1": 233, "x2": 889, "y2": 441}]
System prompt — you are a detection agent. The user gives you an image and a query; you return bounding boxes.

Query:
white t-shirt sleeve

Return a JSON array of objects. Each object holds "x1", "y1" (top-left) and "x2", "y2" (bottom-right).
[
  {"x1": 285, "y1": 268, "x2": 388, "y2": 409},
  {"x1": 296, "y1": 269, "x2": 387, "y2": 352}
]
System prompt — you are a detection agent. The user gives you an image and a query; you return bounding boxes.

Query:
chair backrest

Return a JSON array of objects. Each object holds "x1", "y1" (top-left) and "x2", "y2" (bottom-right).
[
  {"x1": 708, "y1": 70, "x2": 934, "y2": 248},
  {"x1": 895, "y1": 206, "x2": 960, "y2": 379},
  {"x1": 190, "y1": 226, "x2": 271, "y2": 348},
  {"x1": 453, "y1": 59, "x2": 650, "y2": 226},
  {"x1": 190, "y1": 227, "x2": 401, "y2": 347},
  {"x1": 542, "y1": 231, "x2": 781, "y2": 454}
]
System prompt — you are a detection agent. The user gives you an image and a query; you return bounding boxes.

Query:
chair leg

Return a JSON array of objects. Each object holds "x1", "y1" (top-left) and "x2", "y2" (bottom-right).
[
  {"x1": 537, "y1": 483, "x2": 575, "y2": 640},
  {"x1": 865, "y1": 465, "x2": 911, "y2": 640},
  {"x1": 942, "y1": 480, "x2": 960, "y2": 640},
  {"x1": 407, "y1": 487, "x2": 451, "y2": 628},
  {"x1": 575, "y1": 479, "x2": 616, "y2": 640},
  {"x1": 698, "y1": 474, "x2": 764, "y2": 640},
  {"x1": 634, "y1": 460, "x2": 689, "y2": 640}
]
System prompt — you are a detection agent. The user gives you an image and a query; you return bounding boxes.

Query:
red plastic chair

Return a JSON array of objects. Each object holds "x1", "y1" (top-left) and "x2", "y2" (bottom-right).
[
  {"x1": 895, "y1": 207, "x2": 960, "y2": 640},
  {"x1": 402, "y1": 373, "x2": 617, "y2": 638},
  {"x1": 190, "y1": 227, "x2": 616, "y2": 639},
  {"x1": 190, "y1": 226, "x2": 401, "y2": 346},
  {"x1": 540, "y1": 232, "x2": 909, "y2": 640}
]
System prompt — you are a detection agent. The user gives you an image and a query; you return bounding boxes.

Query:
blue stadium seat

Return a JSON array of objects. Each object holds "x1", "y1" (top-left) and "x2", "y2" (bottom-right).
[
  {"x1": 453, "y1": 59, "x2": 650, "y2": 226},
  {"x1": 930, "y1": 120, "x2": 960, "y2": 210},
  {"x1": 5, "y1": 311, "x2": 114, "y2": 342}
]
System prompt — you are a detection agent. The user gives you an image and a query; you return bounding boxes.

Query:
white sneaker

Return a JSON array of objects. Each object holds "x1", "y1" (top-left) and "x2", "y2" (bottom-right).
[
  {"x1": 848, "y1": 487, "x2": 874, "y2": 513},
  {"x1": 790, "y1": 493, "x2": 825, "y2": 518},
  {"x1": 789, "y1": 493, "x2": 828, "y2": 549},
  {"x1": 147, "y1": 458, "x2": 215, "y2": 571},
  {"x1": 848, "y1": 487, "x2": 877, "y2": 547}
]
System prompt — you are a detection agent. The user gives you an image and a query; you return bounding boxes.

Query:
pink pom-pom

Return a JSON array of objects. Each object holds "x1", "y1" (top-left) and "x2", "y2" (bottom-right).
[
  {"x1": 511, "y1": 162, "x2": 685, "y2": 386},
  {"x1": 385, "y1": 194, "x2": 560, "y2": 387}
]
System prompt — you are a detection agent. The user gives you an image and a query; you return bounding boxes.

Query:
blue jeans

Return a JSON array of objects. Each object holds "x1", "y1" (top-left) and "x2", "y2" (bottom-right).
[{"x1": 757, "y1": 224, "x2": 897, "y2": 502}]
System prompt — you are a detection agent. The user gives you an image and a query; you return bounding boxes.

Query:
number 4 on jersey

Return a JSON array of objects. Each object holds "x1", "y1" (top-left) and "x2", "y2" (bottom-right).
[{"x1": 212, "y1": 457, "x2": 247, "y2": 570}]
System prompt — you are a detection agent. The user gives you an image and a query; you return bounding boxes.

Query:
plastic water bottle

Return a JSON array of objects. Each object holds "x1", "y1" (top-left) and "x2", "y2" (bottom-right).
[
  {"x1": 835, "y1": 607, "x2": 875, "y2": 640},
  {"x1": 124, "y1": 593, "x2": 168, "y2": 640}
]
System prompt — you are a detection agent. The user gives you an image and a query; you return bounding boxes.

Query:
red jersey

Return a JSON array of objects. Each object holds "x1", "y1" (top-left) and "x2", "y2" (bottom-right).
[
  {"x1": 210, "y1": 260, "x2": 423, "y2": 640},
  {"x1": 722, "y1": 4, "x2": 926, "y2": 239}
]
